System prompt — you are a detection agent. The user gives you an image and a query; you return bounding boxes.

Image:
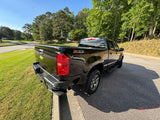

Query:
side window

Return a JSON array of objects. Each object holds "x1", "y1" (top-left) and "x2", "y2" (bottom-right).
[{"x1": 112, "y1": 41, "x2": 119, "y2": 50}]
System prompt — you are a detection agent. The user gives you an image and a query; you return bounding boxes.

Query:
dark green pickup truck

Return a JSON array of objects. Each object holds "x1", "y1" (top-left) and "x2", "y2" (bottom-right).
[{"x1": 33, "y1": 38, "x2": 124, "y2": 95}]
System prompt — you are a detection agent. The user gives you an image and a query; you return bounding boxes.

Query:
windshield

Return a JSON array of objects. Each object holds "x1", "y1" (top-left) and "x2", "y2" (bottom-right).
[{"x1": 79, "y1": 38, "x2": 106, "y2": 48}]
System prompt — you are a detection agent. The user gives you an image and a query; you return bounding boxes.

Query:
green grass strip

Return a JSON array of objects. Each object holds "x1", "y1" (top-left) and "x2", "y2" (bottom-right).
[
  {"x1": 0, "y1": 50, "x2": 52, "y2": 120},
  {"x1": 119, "y1": 39, "x2": 160, "y2": 57}
]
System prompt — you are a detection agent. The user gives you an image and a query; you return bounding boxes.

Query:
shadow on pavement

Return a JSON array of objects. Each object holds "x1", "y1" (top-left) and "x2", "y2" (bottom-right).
[
  {"x1": 72, "y1": 63, "x2": 160, "y2": 113},
  {"x1": 59, "y1": 94, "x2": 72, "y2": 120}
]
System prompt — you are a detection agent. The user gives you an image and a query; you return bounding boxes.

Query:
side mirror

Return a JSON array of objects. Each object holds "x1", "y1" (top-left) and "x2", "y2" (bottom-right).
[
  {"x1": 115, "y1": 49, "x2": 118, "y2": 52},
  {"x1": 119, "y1": 48, "x2": 124, "y2": 51}
]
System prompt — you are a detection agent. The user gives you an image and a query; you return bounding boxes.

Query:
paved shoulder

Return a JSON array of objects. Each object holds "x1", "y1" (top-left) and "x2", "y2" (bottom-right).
[{"x1": 0, "y1": 44, "x2": 34, "y2": 53}]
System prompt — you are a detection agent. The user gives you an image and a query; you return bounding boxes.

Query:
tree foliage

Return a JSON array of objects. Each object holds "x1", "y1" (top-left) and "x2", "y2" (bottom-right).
[
  {"x1": 23, "y1": 2, "x2": 160, "y2": 42},
  {"x1": 69, "y1": 29, "x2": 88, "y2": 41},
  {"x1": 52, "y1": 7, "x2": 74, "y2": 39},
  {"x1": 120, "y1": 0, "x2": 158, "y2": 41},
  {"x1": 22, "y1": 24, "x2": 33, "y2": 41},
  {"x1": 0, "y1": 26, "x2": 24, "y2": 41},
  {"x1": 30, "y1": 7, "x2": 74, "y2": 41},
  {"x1": 86, "y1": 0, "x2": 160, "y2": 42},
  {"x1": 0, "y1": 26, "x2": 14, "y2": 40},
  {"x1": 39, "y1": 12, "x2": 53, "y2": 41},
  {"x1": 13, "y1": 30, "x2": 22, "y2": 40},
  {"x1": 75, "y1": 8, "x2": 89, "y2": 31}
]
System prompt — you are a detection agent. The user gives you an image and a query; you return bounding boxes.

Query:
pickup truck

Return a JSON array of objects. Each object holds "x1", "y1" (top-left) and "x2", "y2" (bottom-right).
[{"x1": 33, "y1": 38, "x2": 124, "y2": 95}]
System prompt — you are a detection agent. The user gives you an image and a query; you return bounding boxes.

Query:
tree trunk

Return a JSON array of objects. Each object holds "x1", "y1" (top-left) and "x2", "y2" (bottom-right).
[
  {"x1": 0, "y1": 39, "x2": 2, "y2": 43},
  {"x1": 149, "y1": 17, "x2": 154, "y2": 39},
  {"x1": 130, "y1": 27, "x2": 135, "y2": 42},
  {"x1": 152, "y1": 0, "x2": 158, "y2": 36},
  {"x1": 113, "y1": 7, "x2": 118, "y2": 41},
  {"x1": 121, "y1": 39, "x2": 123, "y2": 43},
  {"x1": 128, "y1": 29, "x2": 131, "y2": 41},
  {"x1": 133, "y1": 32, "x2": 136, "y2": 41},
  {"x1": 153, "y1": 21, "x2": 158, "y2": 35},
  {"x1": 144, "y1": 32, "x2": 147, "y2": 40}
]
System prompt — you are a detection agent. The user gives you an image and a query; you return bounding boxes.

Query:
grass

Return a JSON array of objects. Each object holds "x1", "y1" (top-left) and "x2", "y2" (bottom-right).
[
  {"x1": 1, "y1": 40, "x2": 11, "y2": 43},
  {"x1": 47, "y1": 43, "x2": 78, "y2": 47},
  {"x1": 0, "y1": 41, "x2": 27, "y2": 47},
  {"x1": 11, "y1": 40, "x2": 34, "y2": 43},
  {"x1": 119, "y1": 39, "x2": 160, "y2": 57},
  {"x1": 0, "y1": 43, "x2": 16, "y2": 47},
  {"x1": 0, "y1": 50, "x2": 52, "y2": 120},
  {"x1": 42, "y1": 41, "x2": 78, "y2": 47}
]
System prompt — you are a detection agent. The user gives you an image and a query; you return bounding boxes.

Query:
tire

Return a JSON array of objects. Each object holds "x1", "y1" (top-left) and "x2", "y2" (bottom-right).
[
  {"x1": 117, "y1": 58, "x2": 123, "y2": 68},
  {"x1": 86, "y1": 69, "x2": 101, "y2": 95}
]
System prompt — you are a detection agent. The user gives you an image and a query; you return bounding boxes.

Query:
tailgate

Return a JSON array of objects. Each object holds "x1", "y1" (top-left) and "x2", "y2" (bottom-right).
[{"x1": 34, "y1": 45, "x2": 60, "y2": 75}]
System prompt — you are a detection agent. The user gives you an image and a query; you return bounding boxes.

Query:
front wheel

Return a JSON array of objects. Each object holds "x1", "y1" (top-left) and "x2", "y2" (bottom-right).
[{"x1": 86, "y1": 70, "x2": 101, "y2": 95}]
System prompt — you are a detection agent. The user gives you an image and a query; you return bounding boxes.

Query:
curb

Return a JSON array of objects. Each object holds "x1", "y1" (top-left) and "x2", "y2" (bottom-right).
[
  {"x1": 67, "y1": 90, "x2": 85, "y2": 120},
  {"x1": 52, "y1": 95, "x2": 60, "y2": 120},
  {"x1": 52, "y1": 90, "x2": 85, "y2": 120}
]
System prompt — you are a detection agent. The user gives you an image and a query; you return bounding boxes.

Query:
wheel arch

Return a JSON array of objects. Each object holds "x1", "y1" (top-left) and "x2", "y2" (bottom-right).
[{"x1": 87, "y1": 63, "x2": 103, "y2": 78}]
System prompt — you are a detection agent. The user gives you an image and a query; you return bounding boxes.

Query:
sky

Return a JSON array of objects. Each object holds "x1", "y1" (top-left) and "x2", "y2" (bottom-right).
[{"x1": 0, "y1": 0, "x2": 92, "y2": 31}]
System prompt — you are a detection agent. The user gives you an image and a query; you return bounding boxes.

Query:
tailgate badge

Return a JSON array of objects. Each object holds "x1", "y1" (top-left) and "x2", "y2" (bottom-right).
[
  {"x1": 40, "y1": 56, "x2": 43, "y2": 60},
  {"x1": 73, "y1": 50, "x2": 84, "y2": 54},
  {"x1": 39, "y1": 49, "x2": 43, "y2": 54}
]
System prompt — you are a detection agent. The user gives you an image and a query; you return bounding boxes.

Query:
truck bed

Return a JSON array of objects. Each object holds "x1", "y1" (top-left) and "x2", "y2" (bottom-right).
[{"x1": 35, "y1": 44, "x2": 106, "y2": 75}]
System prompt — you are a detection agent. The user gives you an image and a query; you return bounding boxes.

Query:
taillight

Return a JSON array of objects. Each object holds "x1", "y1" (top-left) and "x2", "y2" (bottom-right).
[
  {"x1": 87, "y1": 38, "x2": 96, "y2": 40},
  {"x1": 57, "y1": 53, "x2": 69, "y2": 76}
]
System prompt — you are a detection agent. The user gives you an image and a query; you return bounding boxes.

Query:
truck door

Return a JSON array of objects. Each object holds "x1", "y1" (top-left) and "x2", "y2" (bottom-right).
[
  {"x1": 112, "y1": 41, "x2": 120, "y2": 60},
  {"x1": 107, "y1": 41, "x2": 117, "y2": 65}
]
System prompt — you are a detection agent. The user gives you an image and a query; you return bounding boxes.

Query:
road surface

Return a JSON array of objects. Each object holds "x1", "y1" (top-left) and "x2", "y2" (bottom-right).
[
  {"x1": 70, "y1": 55, "x2": 160, "y2": 120},
  {"x1": 0, "y1": 43, "x2": 34, "y2": 53}
]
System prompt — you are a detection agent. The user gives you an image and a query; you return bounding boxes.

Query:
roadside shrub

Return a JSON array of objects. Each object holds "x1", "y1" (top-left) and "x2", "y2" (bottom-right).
[
  {"x1": 69, "y1": 29, "x2": 88, "y2": 41},
  {"x1": 47, "y1": 41, "x2": 55, "y2": 44},
  {"x1": 58, "y1": 37, "x2": 66, "y2": 42},
  {"x1": 69, "y1": 30, "x2": 76, "y2": 41}
]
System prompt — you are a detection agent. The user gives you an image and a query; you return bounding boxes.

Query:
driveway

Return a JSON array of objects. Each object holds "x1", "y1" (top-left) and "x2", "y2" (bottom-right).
[
  {"x1": 71, "y1": 55, "x2": 160, "y2": 120},
  {"x1": 0, "y1": 43, "x2": 34, "y2": 53}
]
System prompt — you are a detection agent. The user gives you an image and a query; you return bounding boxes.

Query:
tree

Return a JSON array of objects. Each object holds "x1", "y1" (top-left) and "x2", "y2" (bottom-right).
[
  {"x1": 52, "y1": 7, "x2": 74, "y2": 40},
  {"x1": 39, "y1": 18, "x2": 53, "y2": 41},
  {"x1": 31, "y1": 14, "x2": 47, "y2": 41},
  {"x1": 92, "y1": 0, "x2": 102, "y2": 8},
  {"x1": 0, "y1": 27, "x2": 3, "y2": 43},
  {"x1": 87, "y1": 0, "x2": 129, "y2": 40},
  {"x1": 86, "y1": 8, "x2": 113, "y2": 38},
  {"x1": 89, "y1": 0, "x2": 160, "y2": 41},
  {"x1": 148, "y1": 0, "x2": 160, "y2": 39},
  {"x1": 13, "y1": 30, "x2": 22, "y2": 40},
  {"x1": 36, "y1": 12, "x2": 53, "y2": 41},
  {"x1": 22, "y1": 24, "x2": 33, "y2": 40},
  {"x1": 0, "y1": 26, "x2": 14, "y2": 39},
  {"x1": 120, "y1": 0, "x2": 158, "y2": 41},
  {"x1": 0, "y1": 31, "x2": 2, "y2": 43},
  {"x1": 75, "y1": 8, "x2": 90, "y2": 31}
]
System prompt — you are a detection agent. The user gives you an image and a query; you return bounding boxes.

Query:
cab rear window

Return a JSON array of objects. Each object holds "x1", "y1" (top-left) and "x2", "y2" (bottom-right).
[{"x1": 79, "y1": 38, "x2": 105, "y2": 48}]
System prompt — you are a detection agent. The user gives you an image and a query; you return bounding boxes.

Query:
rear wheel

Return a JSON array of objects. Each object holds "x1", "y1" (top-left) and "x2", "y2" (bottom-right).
[{"x1": 86, "y1": 70, "x2": 101, "y2": 95}]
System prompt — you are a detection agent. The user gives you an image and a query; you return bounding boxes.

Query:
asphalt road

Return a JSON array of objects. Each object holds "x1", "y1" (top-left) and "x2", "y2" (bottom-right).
[
  {"x1": 0, "y1": 43, "x2": 34, "y2": 53},
  {"x1": 71, "y1": 55, "x2": 160, "y2": 120}
]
